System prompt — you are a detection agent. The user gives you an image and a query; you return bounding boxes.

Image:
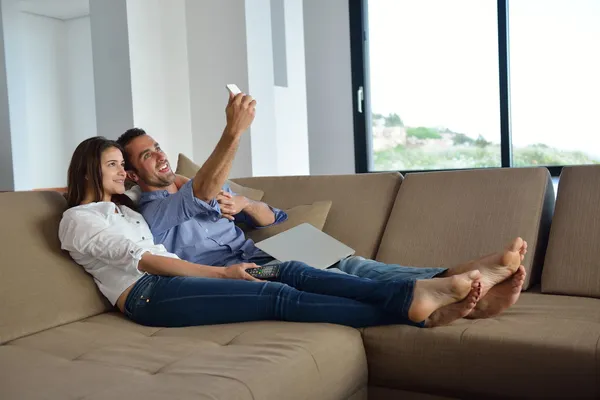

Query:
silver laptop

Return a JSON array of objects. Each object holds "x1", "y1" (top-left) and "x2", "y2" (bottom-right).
[{"x1": 254, "y1": 223, "x2": 355, "y2": 269}]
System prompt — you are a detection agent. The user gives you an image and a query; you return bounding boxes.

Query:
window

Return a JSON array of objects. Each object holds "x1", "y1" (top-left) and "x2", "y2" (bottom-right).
[
  {"x1": 509, "y1": 0, "x2": 600, "y2": 167},
  {"x1": 350, "y1": 0, "x2": 600, "y2": 175}
]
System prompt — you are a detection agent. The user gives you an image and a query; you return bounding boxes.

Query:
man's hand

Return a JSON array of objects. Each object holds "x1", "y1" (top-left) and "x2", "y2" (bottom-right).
[
  {"x1": 225, "y1": 92, "x2": 256, "y2": 137},
  {"x1": 216, "y1": 190, "x2": 249, "y2": 221},
  {"x1": 222, "y1": 263, "x2": 263, "y2": 282}
]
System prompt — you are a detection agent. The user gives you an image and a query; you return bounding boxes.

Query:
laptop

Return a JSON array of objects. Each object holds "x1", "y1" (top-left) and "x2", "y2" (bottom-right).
[{"x1": 254, "y1": 223, "x2": 355, "y2": 269}]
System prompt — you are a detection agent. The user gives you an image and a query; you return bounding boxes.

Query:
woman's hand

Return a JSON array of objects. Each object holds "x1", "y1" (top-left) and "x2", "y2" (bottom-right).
[{"x1": 223, "y1": 263, "x2": 263, "y2": 282}]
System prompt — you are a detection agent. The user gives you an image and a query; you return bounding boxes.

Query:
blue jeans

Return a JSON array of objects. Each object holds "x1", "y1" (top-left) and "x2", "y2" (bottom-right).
[
  {"x1": 332, "y1": 256, "x2": 447, "y2": 281},
  {"x1": 124, "y1": 260, "x2": 421, "y2": 329}
]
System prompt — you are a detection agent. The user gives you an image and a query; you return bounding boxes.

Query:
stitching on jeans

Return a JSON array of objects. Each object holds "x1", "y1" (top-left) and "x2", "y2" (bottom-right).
[{"x1": 154, "y1": 293, "x2": 276, "y2": 305}]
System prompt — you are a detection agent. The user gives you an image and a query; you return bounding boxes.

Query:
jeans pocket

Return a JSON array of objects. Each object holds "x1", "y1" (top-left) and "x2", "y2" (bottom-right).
[{"x1": 134, "y1": 276, "x2": 159, "y2": 308}]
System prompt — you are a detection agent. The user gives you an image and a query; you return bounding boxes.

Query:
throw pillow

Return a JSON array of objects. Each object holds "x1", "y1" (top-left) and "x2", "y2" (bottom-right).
[
  {"x1": 244, "y1": 201, "x2": 333, "y2": 243},
  {"x1": 175, "y1": 153, "x2": 264, "y2": 201}
]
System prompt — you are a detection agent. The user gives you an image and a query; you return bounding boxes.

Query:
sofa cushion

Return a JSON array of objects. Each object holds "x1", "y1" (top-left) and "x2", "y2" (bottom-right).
[
  {"x1": 175, "y1": 153, "x2": 264, "y2": 201},
  {"x1": 0, "y1": 192, "x2": 110, "y2": 345},
  {"x1": 376, "y1": 168, "x2": 554, "y2": 289},
  {"x1": 362, "y1": 291, "x2": 600, "y2": 399},
  {"x1": 1, "y1": 315, "x2": 367, "y2": 400},
  {"x1": 542, "y1": 165, "x2": 600, "y2": 298},
  {"x1": 233, "y1": 173, "x2": 403, "y2": 259},
  {"x1": 243, "y1": 200, "x2": 332, "y2": 243}
]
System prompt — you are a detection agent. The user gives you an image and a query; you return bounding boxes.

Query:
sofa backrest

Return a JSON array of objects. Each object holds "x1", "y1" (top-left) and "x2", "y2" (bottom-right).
[
  {"x1": 233, "y1": 173, "x2": 403, "y2": 259},
  {"x1": 375, "y1": 167, "x2": 554, "y2": 290},
  {"x1": 0, "y1": 191, "x2": 111, "y2": 345},
  {"x1": 542, "y1": 165, "x2": 600, "y2": 298}
]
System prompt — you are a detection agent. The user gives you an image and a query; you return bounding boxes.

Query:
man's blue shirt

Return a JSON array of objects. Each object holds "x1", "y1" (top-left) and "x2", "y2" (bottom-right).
[{"x1": 138, "y1": 180, "x2": 287, "y2": 266}]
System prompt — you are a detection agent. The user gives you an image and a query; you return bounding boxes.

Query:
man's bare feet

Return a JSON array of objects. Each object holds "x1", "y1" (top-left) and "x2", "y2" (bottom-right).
[
  {"x1": 448, "y1": 237, "x2": 525, "y2": 298},
  {"x1": 466, "y1": 265, "x2": 526, "y2": 319},
  {"x1": 425, "y1": 281, "x2": 482, "y2": 327},
  {"x1": 409, "y1": 270, "x2": 481, "y2": 323}
]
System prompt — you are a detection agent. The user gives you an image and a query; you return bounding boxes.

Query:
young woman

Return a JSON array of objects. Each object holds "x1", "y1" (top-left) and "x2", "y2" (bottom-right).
[{"x1": 59, "y1": 137, "x2": 482, "y2": 329}]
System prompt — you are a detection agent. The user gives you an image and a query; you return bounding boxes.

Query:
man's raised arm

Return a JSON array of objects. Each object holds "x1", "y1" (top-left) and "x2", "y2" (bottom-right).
[{"x1": 192, "y1": 92, "x2": 256, "y2": 202}]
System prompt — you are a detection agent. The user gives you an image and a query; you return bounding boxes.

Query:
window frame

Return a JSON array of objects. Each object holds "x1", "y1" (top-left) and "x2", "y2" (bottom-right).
[{"x1": 348, "y1": 0, "x2": 563, "y2": 177}]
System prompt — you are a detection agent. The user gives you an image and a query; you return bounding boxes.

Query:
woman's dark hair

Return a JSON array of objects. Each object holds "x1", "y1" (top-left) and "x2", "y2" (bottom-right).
[{"x1": 66, "y1": 136, "x2": 124, "y2": 208}]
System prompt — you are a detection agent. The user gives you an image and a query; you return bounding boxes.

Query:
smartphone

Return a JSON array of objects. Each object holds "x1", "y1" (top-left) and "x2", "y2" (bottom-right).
[{"x1": 226, "y1": 84, "x2": 242, "y2": 95}]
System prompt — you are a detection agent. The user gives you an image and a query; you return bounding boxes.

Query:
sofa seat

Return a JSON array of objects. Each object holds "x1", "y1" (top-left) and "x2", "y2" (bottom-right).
[
  {"x1": 363, "y1": 290, "x2": 600, "y2": 399},
  {"x1": 1, "y1": 313, "x2": 367, "y2": 400}
]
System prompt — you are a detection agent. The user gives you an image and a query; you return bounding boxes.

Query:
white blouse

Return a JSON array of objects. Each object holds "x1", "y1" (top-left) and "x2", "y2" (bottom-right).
[{"x1": 58, "y1": 202, "x2": 179, "y2": 305}]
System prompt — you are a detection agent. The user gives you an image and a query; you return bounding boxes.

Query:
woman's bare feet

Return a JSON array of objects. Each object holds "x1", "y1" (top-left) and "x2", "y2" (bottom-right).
[
  {"x1": 466, "y1": 265, "x2": 526, "y2": 319},
  {"x1": 448, "y1": 237, "x2": 525, "y2": 298},
  {"x1": 425, "y1": 281, "x2": 482, "y2": 327},
  {"x1": 409, "y1": 270, "x2": 481, "y2": 323}
]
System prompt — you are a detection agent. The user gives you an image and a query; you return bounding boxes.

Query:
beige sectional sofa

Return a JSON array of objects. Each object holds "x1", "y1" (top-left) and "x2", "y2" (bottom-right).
[{"x1": 1, "y1": 165, "x2": 599, "y2": 399}]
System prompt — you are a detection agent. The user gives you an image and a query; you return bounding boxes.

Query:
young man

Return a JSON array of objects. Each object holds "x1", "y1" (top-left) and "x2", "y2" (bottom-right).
[{"x1": 118, "y1": 91, "x2": 527, "y2": 325}]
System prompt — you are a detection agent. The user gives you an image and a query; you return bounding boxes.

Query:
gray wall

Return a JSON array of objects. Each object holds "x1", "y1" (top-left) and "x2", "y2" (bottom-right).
[
  {"x1": 89, "y1": 0, "x2": 134, "y2": 139},
  {"x1": 0, "y1": 3, "x2": 14, "y2": 190},
  {"x1": 304, "y1": 0, "x2": 355, "y2": 175}
]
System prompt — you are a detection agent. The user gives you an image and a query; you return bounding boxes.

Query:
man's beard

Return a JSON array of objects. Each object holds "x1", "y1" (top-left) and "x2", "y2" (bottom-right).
[{"x1": 145, "y1": 172, "x2": 175, "y2": 188}]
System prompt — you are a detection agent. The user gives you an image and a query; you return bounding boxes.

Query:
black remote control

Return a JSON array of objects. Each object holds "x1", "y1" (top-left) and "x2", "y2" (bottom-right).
[{"x1": 246, "y1": 265, "x2": 281, "y2": 280}]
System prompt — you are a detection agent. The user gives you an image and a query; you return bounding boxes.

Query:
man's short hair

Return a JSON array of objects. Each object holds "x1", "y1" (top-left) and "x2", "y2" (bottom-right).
[{"x1": 117, "y1": 128, "x2": 146, "y2": 171}]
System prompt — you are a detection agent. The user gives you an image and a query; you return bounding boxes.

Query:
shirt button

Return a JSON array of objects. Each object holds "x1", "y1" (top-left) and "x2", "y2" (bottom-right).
[
  {"x1": 205, "y1": 229, "x2": 208, "y2": 233},
  {"x1": 130, "y1": 250, "x2": 134, "y2": 254},
  {"x1": 136, "y1": 221, "x2": 140, "y2": 224},
  {"x1": 142, "y1": 237, "x2": 145, "y2": 240},
  {"x1": 121, "y1": 215, "x2": 125, "y2": 217}
]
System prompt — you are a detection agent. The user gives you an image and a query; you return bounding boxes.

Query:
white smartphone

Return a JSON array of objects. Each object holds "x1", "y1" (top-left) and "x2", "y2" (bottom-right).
[{"x1": 226, "y1": 84, "x2": 242, "y2": 95}]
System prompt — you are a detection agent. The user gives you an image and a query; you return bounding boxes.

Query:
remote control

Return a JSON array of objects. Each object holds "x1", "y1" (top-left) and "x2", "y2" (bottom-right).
[
  {"x1": 246, "y1": 265, "x2": 281, "y2": 280},
  {"x1": 226, "y1": 84, "x2": 242, "y2": 95}
]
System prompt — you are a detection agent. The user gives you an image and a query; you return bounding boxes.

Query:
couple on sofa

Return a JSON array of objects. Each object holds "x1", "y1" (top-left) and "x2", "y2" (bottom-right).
[{"x1": 59, "y1": 91, "x2": 527, "y2": 329}]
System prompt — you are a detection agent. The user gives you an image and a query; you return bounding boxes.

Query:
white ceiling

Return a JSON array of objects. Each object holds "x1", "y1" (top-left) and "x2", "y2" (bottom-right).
[{"x1": 19, "y1": 0, "x2": 90, "y2": 20}]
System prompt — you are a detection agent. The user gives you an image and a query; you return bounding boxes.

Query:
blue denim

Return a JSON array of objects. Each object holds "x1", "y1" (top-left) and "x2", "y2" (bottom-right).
[
  {"x1": 332, "y1": 256, "x2": 447, "y2": 281},
  {"x1": 124, "y1": 260, "x2": 422, "y2": 329}
]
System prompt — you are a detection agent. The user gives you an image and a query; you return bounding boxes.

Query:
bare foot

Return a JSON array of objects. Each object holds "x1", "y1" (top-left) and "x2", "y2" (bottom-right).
[
  {"x1": 425, "y1": 281, "x2": 482, "y2": 327},
  {"x1": 467, "y1": 265, "x2": 526, "y2": 319},
  {"x1": 448, "y1": 237, "x2": 525, "y2": 297},
  {"x1": 409, "y1": 270, "x2": 481, "y2": 323}
]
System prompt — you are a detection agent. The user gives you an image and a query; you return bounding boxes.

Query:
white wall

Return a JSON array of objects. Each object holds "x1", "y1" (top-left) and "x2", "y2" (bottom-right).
[
  {"x1": 185, "y1": 0, "x2": 307, "y2": 178},
  {"x1": 245, "y1": 0, "x2": 278, "y2": 177},
  {"x1": 2, "y1": 3, "x2": 97, "y2": 189},
  {"x1": 2, "y1": 0, "x2": 349, "y2": 189},
  {"x1": 22, "y1": 12, "x2": 68, "y2": 188},
  {"x1": 159, "y1": 0, "x2": 193, "y2": 161},
  {"x1": 304, "y1": 0, "x2": 355, "y2": 175},
  {"x1": 2, "y1": 0, "x2": 29, "y2": 190},
  {"x1": 0, "y1": 2, "x2": 14, "y2": 191},
  {"x1": 89, "y1": 0, "x2": 134, "y2": 140},
  {"x1": 185, "y1": 0, "x2": 253, "y2": 178},
  {"x1": 273, "y1": 0, "x2": 309, "y2": 176},
  {"x1": 65, "y1": 17, "x2": 96, "y2": 152},
  {"x1": 127, "y1": 0, "x2": 192, "y2": 163}
]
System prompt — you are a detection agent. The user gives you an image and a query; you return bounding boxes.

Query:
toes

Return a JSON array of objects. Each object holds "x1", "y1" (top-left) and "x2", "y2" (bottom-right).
[
  {"x1": 472, "y1": 282, "x2": 482, "y2": 302},
  {"x1": 508, "y1": 237, "x2": 524, "y2": 252},
  {"x1": 467, "y1": 270, "x2": 481, "y2": 280}
]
